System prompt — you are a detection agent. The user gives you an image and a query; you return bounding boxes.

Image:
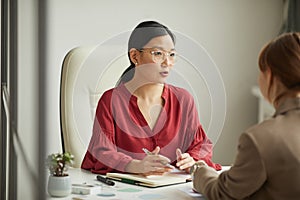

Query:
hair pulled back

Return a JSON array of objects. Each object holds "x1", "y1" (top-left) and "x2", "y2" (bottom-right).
[
  {"x1": 258, "y1": 32, "x2": 300, "y2": 101},
  {"x1": 116, "y1": 21, "x2": 176, "y2": 86}
]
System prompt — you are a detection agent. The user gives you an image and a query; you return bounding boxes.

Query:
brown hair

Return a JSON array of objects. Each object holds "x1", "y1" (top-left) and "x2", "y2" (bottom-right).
[{"x1": 258, "y1": 32, "x2": 300, "y2": 103}]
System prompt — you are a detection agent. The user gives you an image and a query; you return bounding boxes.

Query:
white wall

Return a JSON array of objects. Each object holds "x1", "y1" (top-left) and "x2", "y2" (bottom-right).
[{"x1": 46, "y1": 0, "x2": 284, "y2": 164}]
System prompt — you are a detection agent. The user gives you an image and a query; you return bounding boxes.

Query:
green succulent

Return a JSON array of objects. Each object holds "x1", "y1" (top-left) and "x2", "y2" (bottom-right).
[{"x1": 47, "y1": 152, "x2": 74, "y2": 176}]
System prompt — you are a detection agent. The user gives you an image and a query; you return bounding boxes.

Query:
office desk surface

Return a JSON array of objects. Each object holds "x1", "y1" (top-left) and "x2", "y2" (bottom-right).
[{"x1": 47, "y1": 166, "x2": 230, "y2": 200}]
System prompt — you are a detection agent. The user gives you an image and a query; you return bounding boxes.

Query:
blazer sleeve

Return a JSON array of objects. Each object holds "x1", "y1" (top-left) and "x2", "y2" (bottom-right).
[{"x1": 193, "y1": 133, "x2": 267, "y2": 200}]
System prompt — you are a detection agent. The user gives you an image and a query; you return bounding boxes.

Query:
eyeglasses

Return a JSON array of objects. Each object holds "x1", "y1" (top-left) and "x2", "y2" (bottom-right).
[{"x1": 138, "y1": 48, "x2": 177, "y2": 64}]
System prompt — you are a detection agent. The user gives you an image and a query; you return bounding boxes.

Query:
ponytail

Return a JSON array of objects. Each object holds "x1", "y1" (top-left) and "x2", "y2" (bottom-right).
[{"x1": 116, "y1": 63, "x2": 135, "y2": 86}]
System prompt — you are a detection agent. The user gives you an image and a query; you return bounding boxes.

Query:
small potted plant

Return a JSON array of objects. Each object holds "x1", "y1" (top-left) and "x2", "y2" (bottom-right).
[{"x1": 47, "y1": 152, "x2": 74, "y2": 197}]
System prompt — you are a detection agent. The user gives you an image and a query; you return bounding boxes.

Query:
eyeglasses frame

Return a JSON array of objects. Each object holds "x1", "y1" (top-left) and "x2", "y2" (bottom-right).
[{"x1": 137, "y1": 47, "x2": 177, "y2": 64}]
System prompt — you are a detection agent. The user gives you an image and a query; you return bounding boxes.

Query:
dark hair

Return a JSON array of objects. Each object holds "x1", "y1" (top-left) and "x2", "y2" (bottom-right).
[
  {"x1": 116, "y1": 21, "x2": 176, "y2": 86},
  {"x1": 258, "y1": 32, "x2": 300, "y2": 102}
]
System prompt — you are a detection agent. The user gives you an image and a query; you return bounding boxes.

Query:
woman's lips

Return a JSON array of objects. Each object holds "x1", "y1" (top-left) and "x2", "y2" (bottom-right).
[{"x1": 160, "y1": 71, "x2": 169, "y2": 77}]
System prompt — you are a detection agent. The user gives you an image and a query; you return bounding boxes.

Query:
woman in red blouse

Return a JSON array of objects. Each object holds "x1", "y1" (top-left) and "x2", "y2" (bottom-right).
[{"x1": 81, "y1": 21, "x2": 221, "y2": 175}]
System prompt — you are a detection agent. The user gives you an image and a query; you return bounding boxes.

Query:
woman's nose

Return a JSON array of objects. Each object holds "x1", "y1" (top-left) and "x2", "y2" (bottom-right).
[{"x1": 161, "y1": 56, "x2": 173, "y2": 67}]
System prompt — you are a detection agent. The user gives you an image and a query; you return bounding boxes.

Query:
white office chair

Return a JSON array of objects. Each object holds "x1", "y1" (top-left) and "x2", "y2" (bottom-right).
[
  {"x1": 60, "y1": 44, "x2": 128, "y2": 167},
  {"x1": 60, "y1": 46, "x2": 96, "y2": 167}
]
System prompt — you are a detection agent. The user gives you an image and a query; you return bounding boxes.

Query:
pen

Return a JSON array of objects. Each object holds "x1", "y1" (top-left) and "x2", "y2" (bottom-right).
[
  {"x1": 107, "y1": 176, "x2": 144, "y2": 186},
  {"x1": 96, "y1": 175, "x2": 115, "y2": 186},
  {"x1": 142, "y1": 148, "x2": 153, "y2": 155},
  {"x1": 142, "y1": 148, "x2": 173, "y2": 168}
]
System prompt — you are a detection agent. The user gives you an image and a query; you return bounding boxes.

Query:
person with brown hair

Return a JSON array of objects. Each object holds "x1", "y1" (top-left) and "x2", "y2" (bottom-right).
[{"x1": 192, "y1": 32, "x2": 300, "y2": 199}]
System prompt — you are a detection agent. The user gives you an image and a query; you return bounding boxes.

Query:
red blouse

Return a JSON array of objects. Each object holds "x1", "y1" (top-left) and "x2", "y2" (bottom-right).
[{"x1": 81, "y1": 83, "x2": 221, "y2": 174}]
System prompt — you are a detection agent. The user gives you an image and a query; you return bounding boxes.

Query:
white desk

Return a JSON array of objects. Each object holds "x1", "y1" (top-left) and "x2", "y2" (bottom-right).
[{"x1": 47, "y1": 166, "x2": 230, "y2": 200}]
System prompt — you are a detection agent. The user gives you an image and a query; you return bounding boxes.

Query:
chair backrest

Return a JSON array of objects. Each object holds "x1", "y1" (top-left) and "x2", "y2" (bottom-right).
[
  {"x1": 60, "y1": 46, "x2": 98, "y2": 167},
  {"x1": 60, "y1": 44, "x2": 128, "y2": 167}
]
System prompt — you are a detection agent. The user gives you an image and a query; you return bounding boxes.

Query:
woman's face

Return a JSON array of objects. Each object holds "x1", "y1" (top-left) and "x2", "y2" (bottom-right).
[{"x1": 135, "y1": 35, "x2": 176, "y2": 84}]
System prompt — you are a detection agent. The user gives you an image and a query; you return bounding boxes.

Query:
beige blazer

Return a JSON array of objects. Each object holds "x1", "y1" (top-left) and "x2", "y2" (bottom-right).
[{"x1": 193, "y1": 98, "x2": 300, "y2": 200}]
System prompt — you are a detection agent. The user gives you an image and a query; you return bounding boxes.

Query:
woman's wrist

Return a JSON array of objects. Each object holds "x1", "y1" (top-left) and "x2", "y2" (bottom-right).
[
  {"x1": 190, "y1": 160, "x2": 207, "y2": 179},
  {"x1": 125, "y1": 159, "x2": 142, "y2": 173}
]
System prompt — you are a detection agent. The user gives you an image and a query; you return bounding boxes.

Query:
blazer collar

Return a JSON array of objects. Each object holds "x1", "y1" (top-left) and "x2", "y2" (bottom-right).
[{"x1": 274, "y1": 97, "x2": 300, "y2": 117}]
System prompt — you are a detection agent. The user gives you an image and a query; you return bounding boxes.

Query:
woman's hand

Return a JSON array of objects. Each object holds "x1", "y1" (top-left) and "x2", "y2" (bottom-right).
[
  {"x1": 176, "y1": 148, "x2": 195, "y2": 173},
  {"x1": 139, "y1": 147, "x2": 173, "y2": 176},
  {"x1": 126, "y1": 146, "x2": 173, "y2": 176}
]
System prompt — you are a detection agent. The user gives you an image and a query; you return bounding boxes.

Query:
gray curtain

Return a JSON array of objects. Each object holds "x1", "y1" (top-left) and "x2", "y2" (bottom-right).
[{"x1": 280, "y1": 0, "x2": 300, "y2": 33}]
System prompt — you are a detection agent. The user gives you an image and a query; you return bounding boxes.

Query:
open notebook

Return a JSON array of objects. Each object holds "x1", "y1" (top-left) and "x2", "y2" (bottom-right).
[{"x1": 106, "y1": 169, "x2": 191, "y2": 188}]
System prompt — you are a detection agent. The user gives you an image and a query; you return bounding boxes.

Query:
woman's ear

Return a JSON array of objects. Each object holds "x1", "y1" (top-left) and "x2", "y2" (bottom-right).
[
  {"x1": 265, "y1": 67, "x2": 280, "y2": 105},
  {"x1": 129, "y1": 48, "x2": 139, "y2": 65},
  {"x1": 265, "y1": 67, "x2": 272, "y2": 85},
  {"x1": 263, "y1": 67, "x2": 272, "y2": 100}
]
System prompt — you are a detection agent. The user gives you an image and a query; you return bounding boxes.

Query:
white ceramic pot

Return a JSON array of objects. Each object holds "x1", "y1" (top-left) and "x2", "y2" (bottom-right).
[{"x1": 47, "y1": 175, "x2": 71, "y2": 197}]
